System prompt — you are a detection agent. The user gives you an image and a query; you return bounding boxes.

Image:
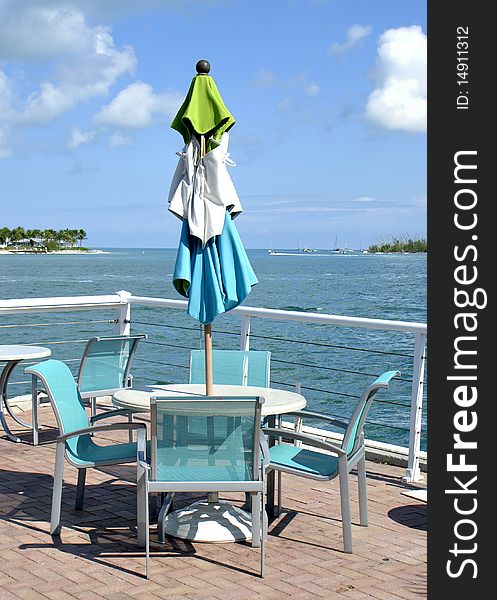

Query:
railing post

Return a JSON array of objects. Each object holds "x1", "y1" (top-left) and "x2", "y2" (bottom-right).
[
  {"x1": 404, "y1": 332, "x2": 427, "y2": 482},
  {"x1": 240, "y1": 316, "x2": 251, "y2": 350},
  {"x1": 115, "y1": 290, "x2": 131, "y2": 335}
]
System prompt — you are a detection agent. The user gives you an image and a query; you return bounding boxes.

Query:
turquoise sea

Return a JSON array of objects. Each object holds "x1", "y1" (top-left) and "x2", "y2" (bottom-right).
[{"x1": 0, "y1": 249, "x2": 427, "y2": 450}]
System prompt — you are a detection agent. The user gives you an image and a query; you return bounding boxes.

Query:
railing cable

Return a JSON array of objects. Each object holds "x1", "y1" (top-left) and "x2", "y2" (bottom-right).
[
  {"x1": 0, "y1": 319, "x2": 116, "y2": 329},
  {"x1": 271, "y1": 357, "x2": 413, "y2": 383},
  {"x1": 130, "y1": 319, "x2": 412, "y2": 357}
]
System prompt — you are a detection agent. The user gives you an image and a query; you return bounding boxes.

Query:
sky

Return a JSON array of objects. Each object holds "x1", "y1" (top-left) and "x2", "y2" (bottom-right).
[{"x1": 0, "y1": 0, "x2": 426, "y2": 249}]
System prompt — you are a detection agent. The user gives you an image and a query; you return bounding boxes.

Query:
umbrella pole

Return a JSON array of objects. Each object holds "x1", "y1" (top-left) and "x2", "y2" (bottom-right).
[
  {"x1": 204, "y1": 323, "x2": 213, "y2": 395},
  {"x1": 200, "y1": 134, "x2": 214, "y2": 396}
]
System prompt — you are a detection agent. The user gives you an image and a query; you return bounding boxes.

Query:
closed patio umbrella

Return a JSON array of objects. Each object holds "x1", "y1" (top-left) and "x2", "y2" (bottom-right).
[{"x1": 168, "y1": 60, "x2": 257, "y2": 394}]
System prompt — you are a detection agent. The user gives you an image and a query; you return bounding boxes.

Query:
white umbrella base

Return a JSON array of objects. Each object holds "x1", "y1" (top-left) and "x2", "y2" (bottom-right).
[{"x1": 163, "y1": 499, "x2": 252, "y2": 542}]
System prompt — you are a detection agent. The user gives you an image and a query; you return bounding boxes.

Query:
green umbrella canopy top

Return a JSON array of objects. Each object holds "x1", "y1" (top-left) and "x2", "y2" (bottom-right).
[{"x1": 171, "y1": 74, "x2": 235, "y2": 150}]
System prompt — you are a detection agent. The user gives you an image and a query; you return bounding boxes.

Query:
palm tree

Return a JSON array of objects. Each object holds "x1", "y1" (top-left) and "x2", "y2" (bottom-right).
[
  {"x1": 42, "y1": 229, "x2": 57, "y2": 243},
  {"x1": 0, "y1": 227, "x2": 11, "y2": 246},
  {"x1": 57, "y1": 229, "x2": 71, "y2": 247},
  {"x1": 69, "y1": 229, "x2": 79, "y2": 247},
  {"x1": 10, "y1": 226, "x2": 26, "y2": 246},
  {"x1": 77, "y1": 229, "x2": 87, "y2": 247},
  {"x1": 30, "y1": 229, "x2": 42, "y2": 244}
]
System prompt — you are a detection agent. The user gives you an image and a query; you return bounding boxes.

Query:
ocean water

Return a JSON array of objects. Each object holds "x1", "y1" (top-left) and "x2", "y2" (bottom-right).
[{"x1": 0, "y1": 249, "x2": 427, "y2": 449}]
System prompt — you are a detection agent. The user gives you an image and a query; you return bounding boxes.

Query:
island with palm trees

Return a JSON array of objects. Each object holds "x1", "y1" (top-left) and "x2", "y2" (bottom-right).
[{"x1": 0, "y1": 227, "x2": 103, "y2": 254}]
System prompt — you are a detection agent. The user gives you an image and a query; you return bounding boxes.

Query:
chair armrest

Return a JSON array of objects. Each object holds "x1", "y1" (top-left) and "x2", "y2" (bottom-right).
[
  {"x1": 90, "y1": 408, "x2": 134, "y2": 423},
  {"x1": 259, "y1": 435, "x2": 271, "y2": 469},
  {"x1": 136, "y1": 427, "x2": 150, "y2": 471},
  {"x1": 262, "y1": 427, "x2": 346, "y2": 456},
  {"x1": 137, "y1": 453, "x2": 150, "y2": 471},
  {"x1": 57, "y1": 422, "x2": 147, "y2": 443},
  {"x1": 286, "y1": 411, "x2": 349, "y2": 430}
]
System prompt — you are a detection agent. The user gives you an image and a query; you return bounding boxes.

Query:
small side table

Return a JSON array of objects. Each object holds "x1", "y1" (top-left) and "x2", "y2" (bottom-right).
[{"x1": 0, "y1": 345, "x2": 51, "y2": 443}]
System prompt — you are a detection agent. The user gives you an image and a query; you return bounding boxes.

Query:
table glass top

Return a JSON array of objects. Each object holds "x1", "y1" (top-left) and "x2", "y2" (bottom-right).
[
  {"x1": 0, "y1": 345, "x2": 52, "y2": 362},
  {"x1": 113, "y1": 383, "x2": 306, "y2": 417}
]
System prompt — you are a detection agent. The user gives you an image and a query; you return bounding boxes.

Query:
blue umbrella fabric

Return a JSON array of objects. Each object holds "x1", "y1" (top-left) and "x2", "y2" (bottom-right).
[{"x1": 173, "y1": 212, "x2": 258, "y2": 325}]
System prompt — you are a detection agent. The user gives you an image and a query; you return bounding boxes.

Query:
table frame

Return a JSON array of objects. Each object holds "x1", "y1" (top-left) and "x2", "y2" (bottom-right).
[{"x1": 0, "y1": 346, "x2": 51, "y2": 443}]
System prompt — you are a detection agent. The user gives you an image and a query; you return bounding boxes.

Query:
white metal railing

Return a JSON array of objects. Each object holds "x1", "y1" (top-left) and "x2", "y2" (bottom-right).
[{"x1": 0, "y1": 291, "x2": 427, "y2": 482}]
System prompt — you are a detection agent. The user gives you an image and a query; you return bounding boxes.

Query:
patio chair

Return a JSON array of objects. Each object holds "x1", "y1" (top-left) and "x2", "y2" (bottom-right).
[
  {"x1": 136, "y1": 394, "x2": 267, "y2": 579},
  {"x1": 189, "y1": 349, "x2": 271, "y2": 508},
  {"x1": 262, "y1": 370, "x2": 400, "y2": 553},
  {"x1": 25, "y1": 359, "x2": 149, "y2": 541},
  {"x1": 189, "y1": 350, "x2": 270, "y2": 387},
  {"x1": 77, "y1": 334, "x2": 146, "y2": 417}
]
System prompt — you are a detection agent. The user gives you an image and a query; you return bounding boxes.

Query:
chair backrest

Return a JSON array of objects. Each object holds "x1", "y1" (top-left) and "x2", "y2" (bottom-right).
[
  {"x1": 150, "y1": 395, "x2": 264, "y2": 483},
  {"x1": 77, "y1": 334, "x2": 146, "y2": 397},
  {"x1": 25, "y1": 359, "x2": 90, "y2": 456},
  {"x1": 189, "y1": 350, "x2": 270, "y2": 387},
  {"x1": 342, "y1": 370, "x2": 400, "y2": 456}
]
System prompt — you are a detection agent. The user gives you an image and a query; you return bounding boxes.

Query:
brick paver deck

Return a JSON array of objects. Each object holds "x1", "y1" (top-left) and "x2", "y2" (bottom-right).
[{"x1": 0, "y1": 405, "x2": 426, "y2": 599}]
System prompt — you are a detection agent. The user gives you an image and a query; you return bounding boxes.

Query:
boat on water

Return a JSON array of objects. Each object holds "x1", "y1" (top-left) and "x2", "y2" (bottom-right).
[
  {"x1": 268, "y1": 248, "x2": 355, "y2": 256},
  {"x1": 268, "y1": 248, "x2": 317, "y2": 255},
  {"x1": 268, "y1": 250, "x2": 327, "y2": 256}
]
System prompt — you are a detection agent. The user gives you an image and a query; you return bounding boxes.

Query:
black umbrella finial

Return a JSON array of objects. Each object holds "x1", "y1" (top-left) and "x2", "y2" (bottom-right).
[{"x1": 196, "y1": 59, "x2": 210, "y2": 75}]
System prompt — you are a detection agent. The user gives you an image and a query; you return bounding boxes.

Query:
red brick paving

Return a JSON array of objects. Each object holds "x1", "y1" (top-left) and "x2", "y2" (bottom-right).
[{"x1": 0, "y1": 406, "x2": 426, "y2": 599}]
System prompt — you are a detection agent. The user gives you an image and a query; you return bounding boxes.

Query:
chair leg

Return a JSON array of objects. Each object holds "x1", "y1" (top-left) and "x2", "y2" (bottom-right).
[
  {"x1": 145, "y1": 509, "x2": 150, "y2": 579},
  {"x1": 260, "y1": 490, "x2": 265, "y2": 578},
  {"x1": 90, "y1": 397, "x2": 97, "y2": 418},
  {"x1": 338, "y1": 457, "x2": 353, "y2": 554},
  {"x1": 251, "y1": 493, "x2": 261, "y2": 548},
  {"x1": 157, "y1": 492, "x2": 175, "y2": 544},
  {"x1": 50, "y1": 442, "x2": 65, "y2": 536},
  {"x1": 136, "y1": 461, "x2": 148, "y2": 549},
  {"x1": 32, "y1": 376, "x2": 38, "y2": 446},
  {"x1": 277, "y1": 472, "x2": 282, "y2": 515},
  {"x1": 262, "y1": 496, "x2": 268, "y2": 542},
  {"x1": 75, "y1": 468, "x2": 86, "y2": 510},
  {"x1": 357, "y1": 454, "x2": 368, "y2": 527},
  {"x1": 128, "y1": 412, "x2": 133, "y2": 443}
]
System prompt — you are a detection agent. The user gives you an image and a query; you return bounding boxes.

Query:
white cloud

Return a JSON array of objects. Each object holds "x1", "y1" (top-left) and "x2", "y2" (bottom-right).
[
  {"x1": 355, "y1": 196, "x2": 375, "y2": 203},
  {"x1": 94, "y1": 81, "x2": 182, "y2": 128},
  {"x1": 288, "y1": 71, "x2": 306, "y2": 86},
  {"x1": 365, "y1": 26, "x2": 427, "y2": 133},
  {"x1": 254, "y1": 69, "x2": 320, "y2": 111},
  {"x1": 1, "y1": 1, "x2": 226, "y2": 21},
  {"x1": 252, "y1": 69, "x2": 276, "y2": 88},
  {"x1": 68, "y1": 127, "x2": 96, "y2": 148},
  {"x1": 408, "y1": 194, "x2": 427, "y2": 207},
  {"x1": 0, "y1": 2, "x2": 136, "y2": 126},
  {"x1": 328, "y1": 24, "x2": 372, "y2": 55},
  {"x1": 0, "y1": 70, "x2": 13, "y2": 121},
  {"x1": 108, "y1": 131, "x2": 132, "y2": 147},
  {"x1": 305, "y1": 82, "x2": 320, "y2": 96},
  {"x1": 277, "y1": 98, "x2": 292, "y2": 111},
  {"x1": 0, "y1": 4, "x2": 96, "y2": 61},
  {"x1": 0, "y1": 127, "x2": 12, "y2": 158}
]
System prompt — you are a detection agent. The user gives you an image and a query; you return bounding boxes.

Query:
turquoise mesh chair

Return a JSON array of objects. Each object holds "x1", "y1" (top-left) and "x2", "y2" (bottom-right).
[
  {"x1": 262, "y1": 370, "x2": 400, "y2": 553},
  {"x1": 25, "y1": 359, "x2": 149, "y2": 543},
  {"x1": 188, "y1": 349, "x2": 271, "y2": 507},
  {"x1": 137, "y1": 395, "x2": 267, "y2": 579},
  {"x1": 189, "y1": 350, "x2": 270, "y2": 387},
  {"x1": 77, "y1": 334, "x2": 146, "y2": 416}
]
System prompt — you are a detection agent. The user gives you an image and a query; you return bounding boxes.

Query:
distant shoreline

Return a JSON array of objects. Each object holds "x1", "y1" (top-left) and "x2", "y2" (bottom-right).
[{"x1": 0, "y1": 249, "x2": 108, "y2": 255}]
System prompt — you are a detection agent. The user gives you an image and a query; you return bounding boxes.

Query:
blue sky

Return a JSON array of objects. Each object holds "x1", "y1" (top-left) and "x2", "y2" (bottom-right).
[{"x1": 0, "y1": 0, "x2": 426, "y2": 249}]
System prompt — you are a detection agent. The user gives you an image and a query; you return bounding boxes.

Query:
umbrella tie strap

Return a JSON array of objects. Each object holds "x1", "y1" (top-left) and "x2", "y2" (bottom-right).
[
  {"x1": 196, "y1": 161, "x2": 210, "y2": 201},
  {"x1": 175, "y1": 150, "x2": 189, "y2": 177},
  {"x1": 223, "y1": 153, "x2": 236, "y2": 167}
]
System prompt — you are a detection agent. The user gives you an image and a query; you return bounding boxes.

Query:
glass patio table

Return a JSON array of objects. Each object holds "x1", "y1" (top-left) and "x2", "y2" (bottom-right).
[{"x1": 113, "y1": 383, "x2": 306, "y2": 543}]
